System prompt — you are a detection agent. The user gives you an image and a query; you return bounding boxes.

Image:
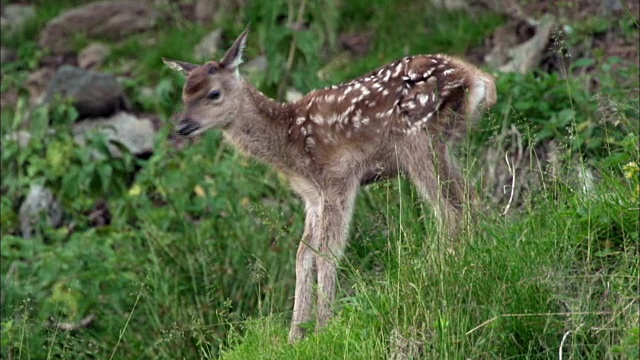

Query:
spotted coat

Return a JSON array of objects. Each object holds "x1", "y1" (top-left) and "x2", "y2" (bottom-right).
[{"x1": 288, "y1": 54, "x2": 477, "y2": 155}]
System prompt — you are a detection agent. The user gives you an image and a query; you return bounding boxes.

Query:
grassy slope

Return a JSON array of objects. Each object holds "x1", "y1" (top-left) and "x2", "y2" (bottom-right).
[
  {"x1": 221, "y1": 176, "x2": 639, "y2": 359},
  {"x1": 1, "y1": 1, "x2": 638, "y2": 359}
]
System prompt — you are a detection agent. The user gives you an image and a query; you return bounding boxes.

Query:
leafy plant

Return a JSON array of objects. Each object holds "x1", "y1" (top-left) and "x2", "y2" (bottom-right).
[
  {"x1": 1, "y1": 1, "x2": 637, "y2": 359},
  {"x1": 476, "y1": 70, "x2": 634, "y2": 159}
]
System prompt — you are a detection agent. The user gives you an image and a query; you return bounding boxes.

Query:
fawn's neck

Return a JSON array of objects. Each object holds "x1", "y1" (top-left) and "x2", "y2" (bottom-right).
[{"x1": 223, "y1": 82, "x2": 296, "y2": 168}]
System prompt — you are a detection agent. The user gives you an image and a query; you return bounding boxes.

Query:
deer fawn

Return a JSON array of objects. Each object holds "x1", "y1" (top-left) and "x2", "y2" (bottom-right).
[{"x1": 163, "y1": 28, "x2": 496, "y2": 343}]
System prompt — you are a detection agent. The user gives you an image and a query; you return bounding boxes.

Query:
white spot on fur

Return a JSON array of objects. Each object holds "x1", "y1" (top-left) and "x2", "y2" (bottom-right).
[
  {"x1": 325, "y1": 113, "x2": 338, "y2": 125},
  {"x1": 383, "y1": 69, "x2": 391, "y2": 82},
  {"x1": 352, "y1": 115, "x2": 361, "y2": 128},
  {"x1": 444, "y1": 79, "x2": 464, "y2": 90},
  {"x1": 392, "y1": 62, "x2": 403, "y2": 77},
  {"x1": 310, "y1": 113, "x2": 324, "y2": 125},
  {"x1": 418, "y1": 94, "x2": 429, "y2": 106}
]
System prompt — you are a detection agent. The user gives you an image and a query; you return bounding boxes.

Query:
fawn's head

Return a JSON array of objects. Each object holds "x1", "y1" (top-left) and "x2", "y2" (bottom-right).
[{"x1": 163, "y1": 28, "x2": 249, "y2": 137}]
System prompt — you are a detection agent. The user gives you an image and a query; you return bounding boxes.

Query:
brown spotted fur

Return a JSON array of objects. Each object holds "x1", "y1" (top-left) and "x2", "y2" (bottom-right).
[{"x1": 163, "y1": 28, "x2": 496, "y2": 343}]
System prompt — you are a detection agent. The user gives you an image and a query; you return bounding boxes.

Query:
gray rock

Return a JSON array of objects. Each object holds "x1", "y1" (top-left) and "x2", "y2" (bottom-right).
[
  {"x1": 0, "y1": 46, "x2": 18, "y2": 64},
  {"x1": 44, "y1": 65, "x2": 127, "y2": 118},
  {"x1": 194, "y1": 29, "x2": 223, "y2": 61},
  {"x1": 3, "y1": 130, "x2": 32, "y2": 148},
  {"x1": 242, "y1": 55, "x2": 268, "y2": 74},
  {"x1": 19, "y1": 184, "x2": 63, "y2": 239},
  {"x1": 39, "y1": 1, "x2": 156, "y2": 54},
  {"x1": 72, "y1": 112, "x2": 156, "y2": 157},
  {"x1": 78, "y1": 43, "x2": 111, "y2": 69},
  {"x1": 26, "y1": 67, "x2": 56, "y2": 106},
  {"x1": 0, "y1": 4, "x2": 36, "y2": 35}
]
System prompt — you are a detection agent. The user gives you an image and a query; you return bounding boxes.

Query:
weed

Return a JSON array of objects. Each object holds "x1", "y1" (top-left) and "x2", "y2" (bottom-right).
[{"x1": 0, "y1": 1, "x2": 637, "y2": 359}]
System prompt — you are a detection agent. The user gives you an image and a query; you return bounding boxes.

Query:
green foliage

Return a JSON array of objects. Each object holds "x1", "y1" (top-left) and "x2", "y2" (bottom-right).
[
  {"x1": 611, "y1": 327, "x2": 640, "y2": 358},
  {"x1": 244, "y1": 0, "x2": 334, "y2": 97},
  {"x1": 0, "y1": 41, "x2": 43, "y2": 95},
  {"x1": 475, "y1": 66, "x2": 638, "y2": 162},
  {"x1": 2, "y1": 101, "x2": 138, "y2": 235},
  {"x1": 220, "y1": 150, "x2": 639, "y2": 358}
]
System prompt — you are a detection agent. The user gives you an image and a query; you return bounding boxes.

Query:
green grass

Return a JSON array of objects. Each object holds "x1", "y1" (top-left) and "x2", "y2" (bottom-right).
[
  {"x1": 1, "y1": 0, "x2": 638, "y2": 359},
  {"x1": 218, "y1": 169, "x2": 638, "y2": 359}
]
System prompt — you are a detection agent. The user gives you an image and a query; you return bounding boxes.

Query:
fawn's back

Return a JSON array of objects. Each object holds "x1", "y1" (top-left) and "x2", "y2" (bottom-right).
[
  {"x1": 295, "y1": 54, "x2": 495, "y2": 140},
  {"x1": 285, "y1": 53, "x2": 496, "y2": 183}
]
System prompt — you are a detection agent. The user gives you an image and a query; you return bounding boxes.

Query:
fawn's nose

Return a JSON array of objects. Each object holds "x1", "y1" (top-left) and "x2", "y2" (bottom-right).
[{"x1": 176, "y1": 119, "x2": 200, "y2": 136}]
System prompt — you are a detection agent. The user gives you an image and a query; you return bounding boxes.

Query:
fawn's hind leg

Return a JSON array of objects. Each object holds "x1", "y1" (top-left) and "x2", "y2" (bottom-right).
[
  {"x1": 398, "y1": 137, "x2": 464, "y2": 235},
  {"x1": 431, "y1": 138, "x2": 475, "y2": 212}
]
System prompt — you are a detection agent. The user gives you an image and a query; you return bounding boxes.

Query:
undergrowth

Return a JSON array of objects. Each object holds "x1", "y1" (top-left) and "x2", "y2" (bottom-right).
[{"x1": 1, "y1": 1, "x2": 638, "y2": 359}]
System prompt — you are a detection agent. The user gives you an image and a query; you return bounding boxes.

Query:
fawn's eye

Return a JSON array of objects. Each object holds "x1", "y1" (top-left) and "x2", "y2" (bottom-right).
[{"x1": 207, "y1": 90, "x2": 221, "y2": 100}]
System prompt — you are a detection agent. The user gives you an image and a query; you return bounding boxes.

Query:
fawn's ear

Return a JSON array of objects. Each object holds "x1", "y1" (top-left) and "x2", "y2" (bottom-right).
[
  {"x1": 220, "y1": 27, "x2": 249, "y2": 70},
  {"x1": 162, "y1": 58, "x2": 198, "y2": 75}
]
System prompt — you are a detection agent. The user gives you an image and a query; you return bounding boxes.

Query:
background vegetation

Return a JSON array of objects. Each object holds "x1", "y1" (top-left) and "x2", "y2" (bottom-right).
[{"x1": 1, "y1": 0, "x2": 638, "y2": 359}]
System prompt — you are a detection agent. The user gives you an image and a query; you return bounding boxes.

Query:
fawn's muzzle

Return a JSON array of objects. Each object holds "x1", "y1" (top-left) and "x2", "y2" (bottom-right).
[{"x1": 176, "y1": 119, "x2": 200, "y2": 136}]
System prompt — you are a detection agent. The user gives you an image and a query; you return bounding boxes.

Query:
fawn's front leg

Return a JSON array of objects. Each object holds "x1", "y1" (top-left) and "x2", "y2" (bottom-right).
[
  {"x1": 289, "y1": 199, "x2": 321, "y2": 343},
  {"x1": 315, "y1": 183, "x2": 359, "y2": 331}
]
